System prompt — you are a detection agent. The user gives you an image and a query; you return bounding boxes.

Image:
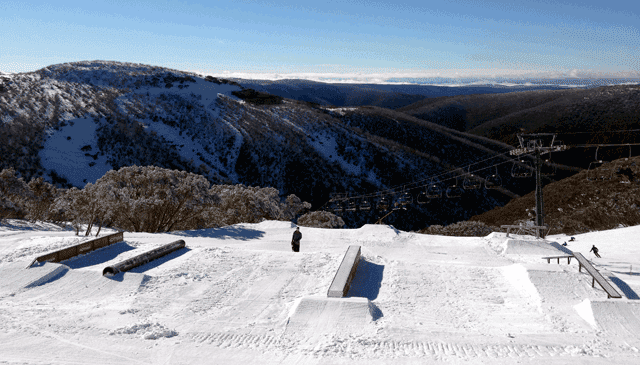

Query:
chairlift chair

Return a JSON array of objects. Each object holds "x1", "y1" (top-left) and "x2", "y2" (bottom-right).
[
  {"x1": 445, "y1": 178, "x2": 463, "y2": 198},
  {"x1": 417, "y1": 189, "x2": 430, "y2": 204},
  {"x1": 377, "y1": 196, "x2": 390, "y2": 211},
  {"x1": 331, "y1": 201, "x2": 344, "y2": 215},
  {"x1": 426, "y1": 179, "x2": 443, "y2": 198},
  {"x1": 463, "y1": 168, "x2": 482, "y2": 190},
  {"x1": 396, "y1": 191, "x2": 413, "y2": 207},
  {"x1": 346, "y1": 200, "x2": 357, "y2": 212},
  {"x1": 511, "y1": 158, "x2": 533, "y2": 178},
  {"x1": 587, "y1": 147, "x2": 612, "y2": 181},
  {"x1": 540, "y1": 157, "x2": 556, "y2": 176},
  {"x1": 360, "y1": 199, "x2": 372, "y2": 211},
  {"x1": 485, "y1": 167, "x2": 502, "y2": 189}
]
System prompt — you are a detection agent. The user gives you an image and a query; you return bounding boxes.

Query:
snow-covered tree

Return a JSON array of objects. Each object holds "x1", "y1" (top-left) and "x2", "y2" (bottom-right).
[
  {"x1": 93, "y1": 165, "x2": 220, "y2": 232},
  {"x1": 0, "y1": 168, "x2": 31, "y2": 219},
  {"x1": 25, "y1": 177, "x2": 61, "y2": 223},
  {"x1": 297, "y1": 211, "x2": 345, "y2": 229}
]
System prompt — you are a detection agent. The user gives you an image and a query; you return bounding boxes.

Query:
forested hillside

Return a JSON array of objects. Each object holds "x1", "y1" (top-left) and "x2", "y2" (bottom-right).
[{"x1": 0, "y1": 61, "x2": 522, "y2": 230}]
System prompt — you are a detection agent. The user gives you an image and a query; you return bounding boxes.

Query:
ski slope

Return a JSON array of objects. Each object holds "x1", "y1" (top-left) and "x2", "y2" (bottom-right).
[{"x1": 1, "y1": 220, "x2": 640, "y2": 364}]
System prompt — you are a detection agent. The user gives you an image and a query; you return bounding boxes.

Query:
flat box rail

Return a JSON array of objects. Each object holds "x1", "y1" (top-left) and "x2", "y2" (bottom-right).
[
  {"x1": 102, "y1": 240, "x2": 186, "y2": 276},
  {"x1": 28, "y1": 232, "x2": 124, "y2": 268},
  {"x1": 573, "y1": 252, "x2": 622, "y2": 299},
  {"x1": 541, "y1": 255, "x2": 574, "y2": 264},
  {"x1": 327, "y1": 245, "x2": 361, "y2": 298}
]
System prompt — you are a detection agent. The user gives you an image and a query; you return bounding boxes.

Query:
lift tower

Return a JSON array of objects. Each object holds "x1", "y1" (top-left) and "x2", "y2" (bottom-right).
[{"x1": 510, "y1": 133, "x2": 567, "y2": 238}]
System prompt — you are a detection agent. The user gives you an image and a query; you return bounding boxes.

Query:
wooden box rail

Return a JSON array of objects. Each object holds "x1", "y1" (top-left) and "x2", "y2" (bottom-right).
[
  {"x1": 327, "y1": 245, "x2": 361, "y2": 298},
  {"x1": 28, "y1": 232, "x2": 124, "y2": 268}
]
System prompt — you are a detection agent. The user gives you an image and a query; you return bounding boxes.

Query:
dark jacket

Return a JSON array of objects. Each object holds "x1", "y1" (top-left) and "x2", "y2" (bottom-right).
[{"x1": 292, "y1": 230, "x2": 302, "y2": 243}]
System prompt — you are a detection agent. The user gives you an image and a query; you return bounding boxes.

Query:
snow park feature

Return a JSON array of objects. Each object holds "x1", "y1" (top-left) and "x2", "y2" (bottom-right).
[
  {"x1": 4, "y1": 220, "x2": 640, "y2": 363},
  {"x1": 102, "y1": 240, "x2": 186, "y2": 276},
  {"x1": 27, "y1": 231, "x2": 123, "y2": 267},
  {"x1": 327, "y1": 245, "x2": 361, "y2": 297}
]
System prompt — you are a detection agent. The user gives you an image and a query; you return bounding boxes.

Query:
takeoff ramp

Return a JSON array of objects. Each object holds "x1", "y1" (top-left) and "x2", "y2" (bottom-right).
[
  {"x1": 502, "y1": 239, "x2": 572, "y2": 256},
  {"x1": 284, "y1": 296, "x2": 377, "y2": 338},
  {"x1": 591, "y1": 301, "x2": 640, "y2": 346}
]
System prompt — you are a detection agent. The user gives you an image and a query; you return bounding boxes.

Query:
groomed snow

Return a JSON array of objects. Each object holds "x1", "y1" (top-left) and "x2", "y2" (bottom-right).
[{"x1": 2, "y1": 220, "x2": 640, "y2": 364}]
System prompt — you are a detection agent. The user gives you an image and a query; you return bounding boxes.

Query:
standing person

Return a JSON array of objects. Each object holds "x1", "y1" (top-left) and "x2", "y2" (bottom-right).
[
  {"x1": 590, "y1": 245, "x2": 601, "y2": 258},
  {"x1": 291, "y1": 227, "x2": 302, "y2": 252}
]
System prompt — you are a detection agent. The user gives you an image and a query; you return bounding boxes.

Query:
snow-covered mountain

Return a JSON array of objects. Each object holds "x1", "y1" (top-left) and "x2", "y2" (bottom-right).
[{"x1": 0, "y1": 61, "x2": 523, "y2": 230}]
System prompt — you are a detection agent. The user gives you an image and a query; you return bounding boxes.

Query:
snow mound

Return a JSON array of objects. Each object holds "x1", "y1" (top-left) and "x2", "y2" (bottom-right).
[
  {"x1": 110, "y1": 322, "x2": 178, "y2": 340},
  {"x1": 285, "y1": 296, "x2": 376, "y2": 338},
  {"x1": 502, "y1": 239, "x2": 573, "y2": 255}
]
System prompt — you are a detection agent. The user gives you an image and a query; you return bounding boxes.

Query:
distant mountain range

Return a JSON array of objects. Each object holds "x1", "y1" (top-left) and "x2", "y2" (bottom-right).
[
  {"x1": 232, "y1": 78, "x2": 575, "y2": 109},
  {"x1": 1, "y1": 61, "x2": 639, "y2": 231}
]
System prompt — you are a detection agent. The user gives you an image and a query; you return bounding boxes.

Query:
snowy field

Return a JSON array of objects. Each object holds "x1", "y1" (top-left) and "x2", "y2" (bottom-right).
[{"x1": 2, "y1": 220, "x2": 640, "y2": 364}]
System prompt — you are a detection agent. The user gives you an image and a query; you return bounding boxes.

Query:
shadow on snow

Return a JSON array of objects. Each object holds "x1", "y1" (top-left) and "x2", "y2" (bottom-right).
[{"x1": 173, "y1": 226, "x2": 265, "y2": 241}]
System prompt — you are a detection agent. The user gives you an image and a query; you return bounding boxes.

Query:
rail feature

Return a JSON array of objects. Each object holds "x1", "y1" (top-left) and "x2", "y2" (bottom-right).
[
  {"x1": 102, "y1": 240, "x2": 186, "y2": 276},
  {"x1": 28, "y1": 232, "x2": 124, "y2": 268},
  {"x1": 573, "y1": 252, "x2": 622, "y2": 299},
  {"x1": 501, "y1": 224, "x2": 549, "y2": 239},
  {"x1": 541, "y1": 255, "x2": 574, "y2": 264},
  {"x1": 327, "y1": 245, "x2": 361, "y2": 298}
]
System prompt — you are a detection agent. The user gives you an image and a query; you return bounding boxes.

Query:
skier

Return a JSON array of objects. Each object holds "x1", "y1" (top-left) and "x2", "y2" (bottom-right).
[
  {"x1": 590, "y1": 245, "x2": 601, "y2": 258},
  {"x1": 291, "y1": 227, "x2": 302, "y2": 252}
]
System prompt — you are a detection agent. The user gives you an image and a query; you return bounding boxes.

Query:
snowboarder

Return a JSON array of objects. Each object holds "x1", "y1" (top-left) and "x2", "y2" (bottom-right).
[
  {"x1": 590, "y1": 245, "x2": 601, "y2": 258},
  {"x1": 291, "y1": 227, "x2": 302, "y2": 252},
  {"x1": 569, "y1": 237, "x2": 575, "y2": 242}
]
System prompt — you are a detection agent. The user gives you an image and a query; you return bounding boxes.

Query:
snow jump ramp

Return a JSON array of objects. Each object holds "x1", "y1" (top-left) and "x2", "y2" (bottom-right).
[
  {"x1": 502, "y1": 239, "x2": 573, "y2": 256},
  {"x1": 285, "y1": 296, "x2": 379, "y2": 337},
  {"x1": 591, "y1": 301, "x2": 640, "y2": 346}
]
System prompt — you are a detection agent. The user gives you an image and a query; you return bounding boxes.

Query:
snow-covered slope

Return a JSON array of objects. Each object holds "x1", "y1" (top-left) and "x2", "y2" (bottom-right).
[{"x1": 1, "y1": 219, "x2": 640, "y2": 363}]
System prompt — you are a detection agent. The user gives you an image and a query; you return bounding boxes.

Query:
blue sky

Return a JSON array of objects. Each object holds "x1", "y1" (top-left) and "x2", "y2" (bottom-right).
[{"x1": 1, "y1": 0, "x2": 638, "y2": 80}]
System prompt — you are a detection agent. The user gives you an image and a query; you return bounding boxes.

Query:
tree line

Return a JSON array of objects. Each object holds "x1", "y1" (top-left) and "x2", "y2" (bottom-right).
[{"x1": 0, "y1": 165, "x2": 343, "y2": 235}]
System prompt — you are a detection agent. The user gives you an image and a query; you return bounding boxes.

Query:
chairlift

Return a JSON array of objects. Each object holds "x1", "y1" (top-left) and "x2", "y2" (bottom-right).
[
  {"x1": 485, "y1": 166, "x2": 502, "y2": 189},
  {"x1": 360, "y1": 199, "x2": 372, "y2": 211},
  {"x1": 377, "y1": 195, "x2": 390, "y2": 211},
  {"x1": 511, "y1": 158, "x2": 533, "y2": 178},
  {"x1": 345, "y1": 200, "x2": 357, "y2": 212},
  {"x1": 587, "y1": 146, "x2": 612, "y2": 181},
  {"x1": 417, "y1": 189, "x2": 430, "y2": 204},
  {"x1": 396, "y1": 191, "x2": 413, "y2": 207},
  {"x1": 463, "y1": 168, "x2": 482, "y2": 190},
  {"x1": 613, "y1": 145, "x2": 633, "y2": 172},
  {"x1": 331, "y1": 200, "x2": 344, "y2": 215},
  {"x1": 540, "y1": 156, "x2": 556, "y2": 176},
  {"x1": 445, "y1": 178, "x2": 463, "y2": 198},
  {"x1": 426, "y1": 179, "x2": 443, "y2": 198}
]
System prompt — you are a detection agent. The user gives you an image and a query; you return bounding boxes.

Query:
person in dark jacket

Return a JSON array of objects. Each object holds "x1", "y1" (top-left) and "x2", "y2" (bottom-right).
[
  {"x1": 291, "y1": 227, "x2": 302, "y2": 252},
  {"x1": 590, "y1": 245, "x2": 601, "y2": 258}
]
